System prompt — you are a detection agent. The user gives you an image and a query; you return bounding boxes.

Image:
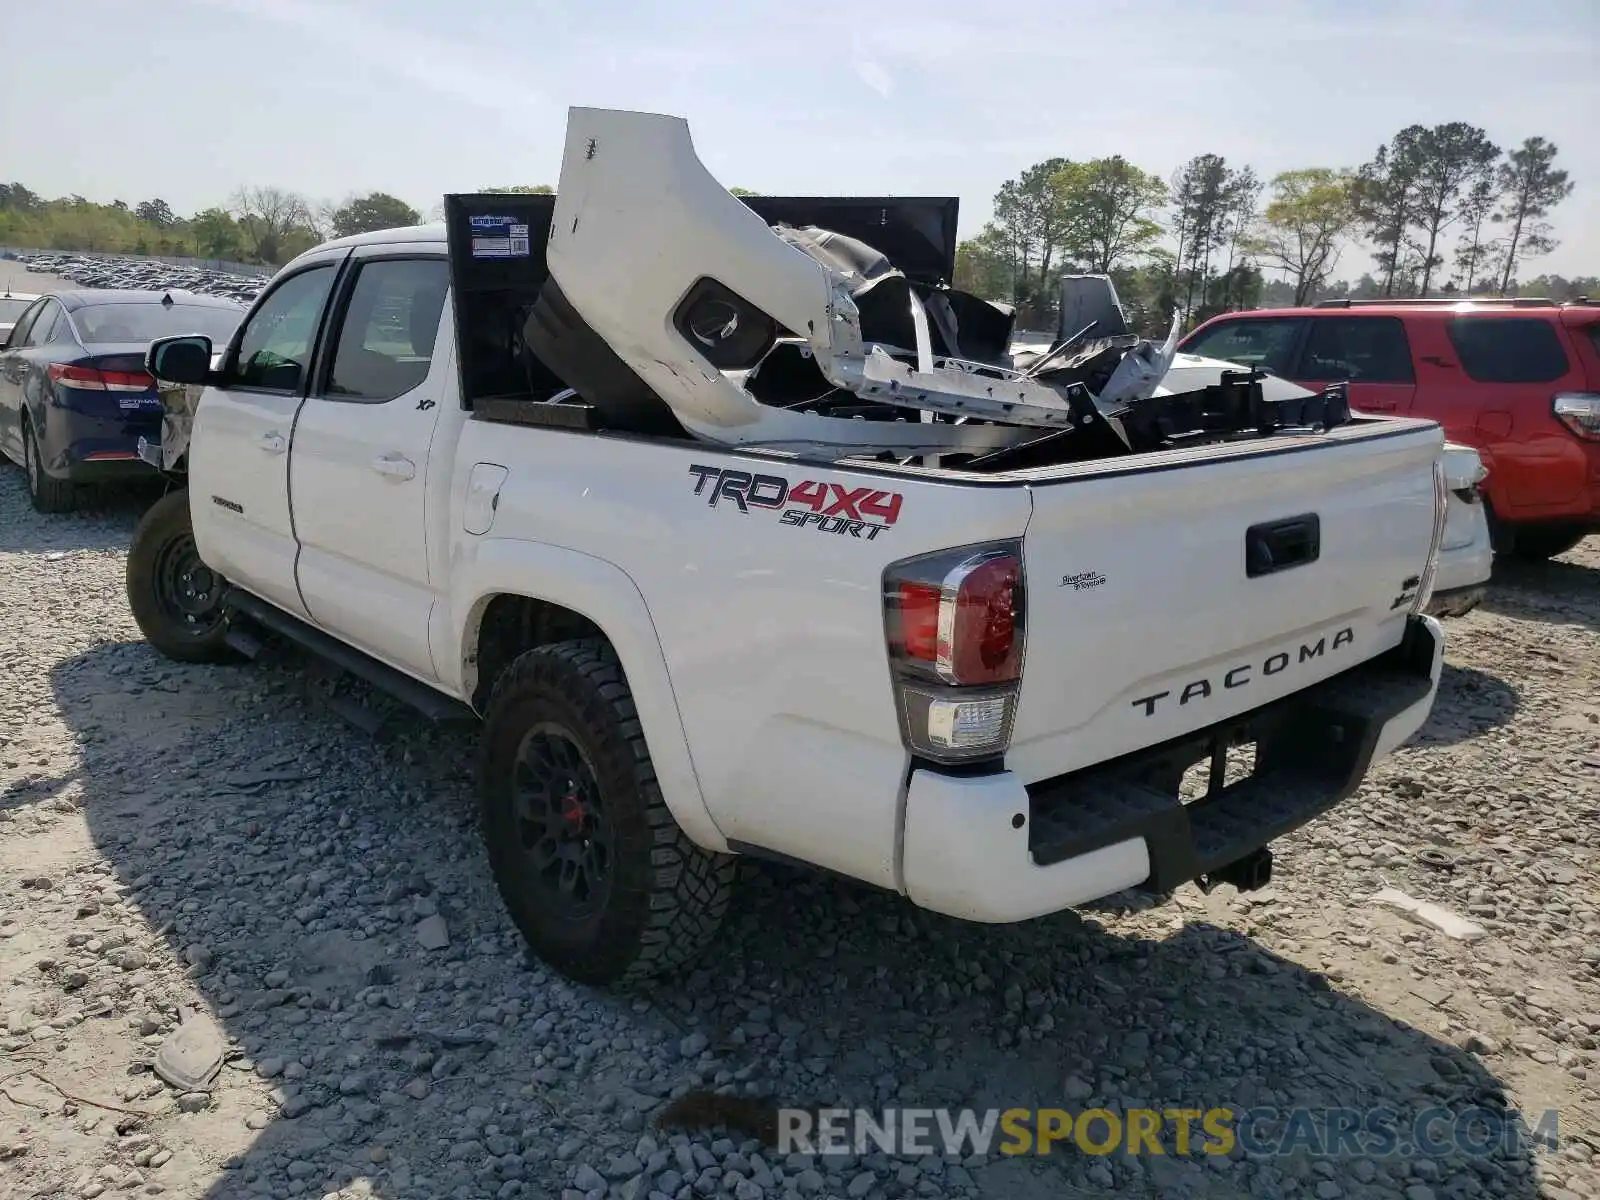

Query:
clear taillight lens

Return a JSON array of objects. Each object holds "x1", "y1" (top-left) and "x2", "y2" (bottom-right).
[
  {"x1": 1553, "y1": 392, "x2": 1600, "y2": 441},
  {"x1": 1410, "y1": 457, "x2": 1450, "y2": 616},
  {"x1": 884, "y1": 542, "x2": 1026, "y2": 763}
]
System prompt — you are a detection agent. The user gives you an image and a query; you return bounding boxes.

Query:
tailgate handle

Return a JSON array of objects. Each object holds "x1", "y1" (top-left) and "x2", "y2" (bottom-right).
[{"x1": 1246, "y1": 513, "x2": 1320, "y2": 578}]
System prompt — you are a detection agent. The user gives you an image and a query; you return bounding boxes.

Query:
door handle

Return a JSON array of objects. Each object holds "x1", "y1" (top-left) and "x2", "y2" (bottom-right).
[
  {"x1": 256, "y1": 432, "x2": 286, "y2": 453},
  {"x1": 371, "y1": 453, "x2": 416, "y2": 480}
]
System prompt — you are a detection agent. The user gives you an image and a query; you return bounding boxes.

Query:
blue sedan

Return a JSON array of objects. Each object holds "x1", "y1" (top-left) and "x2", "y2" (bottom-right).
[{"x1": 0, "y1": 289, "x2": 244, "y2": 512}]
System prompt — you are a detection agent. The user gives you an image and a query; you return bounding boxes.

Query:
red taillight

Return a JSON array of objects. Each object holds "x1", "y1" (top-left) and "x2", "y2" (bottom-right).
[
  {"x1": 884, "y1": 543, "x2": 1026, "y2": 763},
  {"x1": 896, "y1": 582, "x2": 942, "y2": 663},
  {"x1": 1553, "y1": 392, "x2": 1600, "y2": 441},
  {"x1": 47, "y1": 363, "x2": 155, "y2": 393},
  {"x1": 940, "y1": 555, "x2": 1022, "y2": 685}
]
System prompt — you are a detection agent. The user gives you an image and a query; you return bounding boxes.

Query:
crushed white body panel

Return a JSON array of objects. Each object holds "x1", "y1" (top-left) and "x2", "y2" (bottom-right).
[{"x1": 544, "y1": 107, "x2": 1137, "y2": 455}]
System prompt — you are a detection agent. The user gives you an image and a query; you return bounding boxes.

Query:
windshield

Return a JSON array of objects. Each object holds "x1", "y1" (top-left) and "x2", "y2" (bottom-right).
[
  {"x1": 73, "y1": 302, "x2": 242, "y2": 345},
  {"x1": 0, "y1": 298, "x2": 32, "y2": 322}
]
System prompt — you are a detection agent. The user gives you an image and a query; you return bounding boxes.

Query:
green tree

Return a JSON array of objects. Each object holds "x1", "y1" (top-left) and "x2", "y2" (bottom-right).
[
  {"x1": 1354, "y1": 128, "x2": 1426, "y2": 295},
  {"x1": 991, "y1": 158, "x2": 1076, "y2": 322},
  {"x1": 1055, "y1": 156, "x2": 1167, "y2": 274},
  {"x1": 0, "y1": 183, "x2": 43, "y2": 213},
  {"x1": 1247, "y1": 169, "x2": 1358, "y2": 305},
  {"x1": 953, "y1": 226, "x2": 1017, "y2": 302},
  {"x1": 1169, "y1": 154, "x2": 1250, "y2": 321},
  {"x1": 135, "y1": 198, "x2": 178, "y2": 229},
  {"x1": 190, "y1": 207, "x2": 244, "y2": 259},
  {"x1": 1516, "y1": 274, "x2": 1600, "y2": 301},
  {"x1": 1406, "y1": 123, "x2": 1500, "y2": 294},
  {"x1": 1212, "y1": 166, "x2": 1262, "y2": 313},
  {"x1": 1452, "y1": 175, "x2": 1499, "y2": 294},
  {"x1": 231, "y1": 185, "x2": 316, "y2": 264},
  {"x1": 331, "y1": 192, "x2": 421, "y2": 238},
  {"x1": 1493, "y1": 137, "x2": 1574, "y2": 294}
]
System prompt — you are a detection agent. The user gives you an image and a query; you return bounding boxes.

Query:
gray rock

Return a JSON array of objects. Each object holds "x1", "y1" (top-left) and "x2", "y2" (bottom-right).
[
  {"x1": 679, "y1": 1032, "x2": 709, "y2": 1058},
  {"x1": 846, "y1": 1169, "x2": 877, "y2": 1197},
  {"x1": 605, "y1": 1153, "x2": 644, "y2": 1179},
  {"x1": 416, "y1": 915, "x2": 451, "y2": 950},
  {"x1": 572, "y1": 1164, "x2": 606, "y2": 1192}
]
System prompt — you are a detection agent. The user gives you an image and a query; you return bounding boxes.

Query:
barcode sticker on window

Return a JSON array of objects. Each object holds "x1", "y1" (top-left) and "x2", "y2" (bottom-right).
[{"x1": 468, "y1": 216, "x2": 532, "y2": 259}]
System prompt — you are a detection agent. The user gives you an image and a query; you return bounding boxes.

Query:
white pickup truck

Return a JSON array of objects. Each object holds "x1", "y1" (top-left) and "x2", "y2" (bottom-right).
[{"x1": 127, "y1": 107, "x2": 1447, "y2": 986}]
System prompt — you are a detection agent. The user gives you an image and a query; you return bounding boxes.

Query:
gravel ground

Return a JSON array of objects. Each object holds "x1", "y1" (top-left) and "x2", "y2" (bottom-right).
[{"x1": 1, "y1": 469, "x2": 1597, "y2": 1200}]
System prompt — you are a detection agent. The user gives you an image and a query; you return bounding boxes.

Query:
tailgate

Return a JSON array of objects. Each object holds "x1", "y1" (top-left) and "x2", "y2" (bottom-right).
[{"x1": 1006, "y1": 420, "x2": 1444, "y2": 783}]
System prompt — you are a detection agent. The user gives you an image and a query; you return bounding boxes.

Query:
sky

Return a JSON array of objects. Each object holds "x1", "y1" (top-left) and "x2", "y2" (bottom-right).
[{"x1": 2, "y1": 0, "x2": 1597, "y2": 280}]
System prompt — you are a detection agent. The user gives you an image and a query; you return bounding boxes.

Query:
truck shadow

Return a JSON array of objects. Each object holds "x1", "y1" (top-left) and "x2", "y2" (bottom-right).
[
  {"x1": 1410, "y1": 664, "x2": 1519, "y2": 748},
  {"x1": 1481, "y1": 552, "x2": 1600, "y2": 633},
  {"x1": 0, "y1": 469, "x2": 163, "y2": 555},
  {"x1": 43, "y1": 641, "x2": 1545, "y2": 1200}
]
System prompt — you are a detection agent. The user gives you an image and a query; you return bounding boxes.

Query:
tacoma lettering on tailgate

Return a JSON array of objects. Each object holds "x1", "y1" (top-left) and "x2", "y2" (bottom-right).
[
  {"x1": 688, "y1": 464, "x2": 903, "y2": 540},
  {"x1": 1130, "y1": 627, "x2": 1355, "y2": 717}
]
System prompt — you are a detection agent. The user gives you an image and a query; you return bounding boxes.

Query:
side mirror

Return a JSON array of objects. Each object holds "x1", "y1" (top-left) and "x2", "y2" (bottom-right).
[{"x1": 147, "y1": 335, "x2": 214, "y2": 385}]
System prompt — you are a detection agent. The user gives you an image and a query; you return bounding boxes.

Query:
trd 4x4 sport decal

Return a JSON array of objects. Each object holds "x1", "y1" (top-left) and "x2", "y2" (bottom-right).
[{"x1": 688, "y1": 464, "x2": 904, "y2": 540}]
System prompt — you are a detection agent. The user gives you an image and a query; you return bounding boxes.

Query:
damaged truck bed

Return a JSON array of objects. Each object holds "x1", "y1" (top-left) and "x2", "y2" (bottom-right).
[{"x1": 441, "y1": 107, "x2": 1358, "y2": 473}]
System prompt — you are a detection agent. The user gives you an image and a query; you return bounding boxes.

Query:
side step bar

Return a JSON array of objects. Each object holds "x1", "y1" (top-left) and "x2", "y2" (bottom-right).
[{"x1": 224, "y1": 588, "x2": 479, "y2": 727}]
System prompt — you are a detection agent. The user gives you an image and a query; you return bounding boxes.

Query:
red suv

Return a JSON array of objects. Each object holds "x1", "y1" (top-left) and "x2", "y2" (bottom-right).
[{"x1": 1179, "y1": 299, "x2": 1600, "y2": 560}]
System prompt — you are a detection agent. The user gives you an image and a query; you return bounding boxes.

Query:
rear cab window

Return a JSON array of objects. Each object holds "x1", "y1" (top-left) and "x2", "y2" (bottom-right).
[
  {"x1": 1446, "y1": 317, "x2": 1570, "y2": 384},
  {"x1": 1182, "y1": 317, "x2": 1305, "y2": 375}
]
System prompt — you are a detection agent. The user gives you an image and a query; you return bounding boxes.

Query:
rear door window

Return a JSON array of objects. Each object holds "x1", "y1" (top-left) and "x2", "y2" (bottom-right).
[
  {"x1": 1298, "y1": 316, "x2": 1414, "y2": 382},
  {"x1": 323, "y1": 258, "x2": 449, "y2": 403},
  {"x1": 1182, "y1": 318, "x2": 1305, "y2": 375},
  {"x1": 28, "y1": 302, "x2": 63, "y2": 346},
  {"x1": 5, "y1": 301, "x2": 44, "y2": 349},
  {"x1": 1446, "y1": 317, "x2": 1570, "y2": 384}
]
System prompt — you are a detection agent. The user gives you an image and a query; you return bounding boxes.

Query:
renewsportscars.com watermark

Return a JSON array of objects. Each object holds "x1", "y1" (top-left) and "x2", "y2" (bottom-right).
[{"x1": 776, "y1": 1106, "x2": 1561, "y2": 1159}]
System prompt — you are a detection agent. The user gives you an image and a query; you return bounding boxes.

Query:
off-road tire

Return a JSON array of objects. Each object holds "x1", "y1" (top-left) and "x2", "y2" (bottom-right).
[
  {"x1": 1509, "y1": 525, "x2": 1588, "y2": 563},
  {"x1": 23, "y1": 416, "x2": 77, "y2": 514},
  {"x1": 126, "y1": 489, "x2": 238, "y2": 663},
  {"x1": 479, "y1": 638, "x2": 735, "y2": 985}
]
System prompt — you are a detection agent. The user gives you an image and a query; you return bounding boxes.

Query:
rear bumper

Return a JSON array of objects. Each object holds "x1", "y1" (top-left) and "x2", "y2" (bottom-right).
[
  {"x1": 901, "y1": 614, "x2": 1444, "y2": 923},
  {"x1": 41, "y1": 405, "x2": 160, "y2": 482}
]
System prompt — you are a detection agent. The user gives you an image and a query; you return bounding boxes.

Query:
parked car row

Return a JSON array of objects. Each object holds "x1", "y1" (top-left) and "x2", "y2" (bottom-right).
[
  {"x1": 0, "y1": 288, "x2": 246, "y2": 511},
  {"x1": 1179, "y1": 296, "x2": 1600, "y2": 562},
  {"x1": 16, "y1": 251, "x2": 266, "y2": 304}
]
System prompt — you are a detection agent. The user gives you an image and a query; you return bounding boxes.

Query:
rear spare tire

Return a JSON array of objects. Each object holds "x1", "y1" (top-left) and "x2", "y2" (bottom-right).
[
  {"x1": 479, "y1": 638, "x2": 735, "y2": 985},
  {"x1": 127, "y1": 489, "x2": 237, "y2": 663}
]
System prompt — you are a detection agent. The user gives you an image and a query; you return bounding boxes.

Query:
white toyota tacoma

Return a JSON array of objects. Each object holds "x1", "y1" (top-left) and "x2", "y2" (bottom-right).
[{"x1": 126, "y1": 107, "x2": 1448, "y2": 986}]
